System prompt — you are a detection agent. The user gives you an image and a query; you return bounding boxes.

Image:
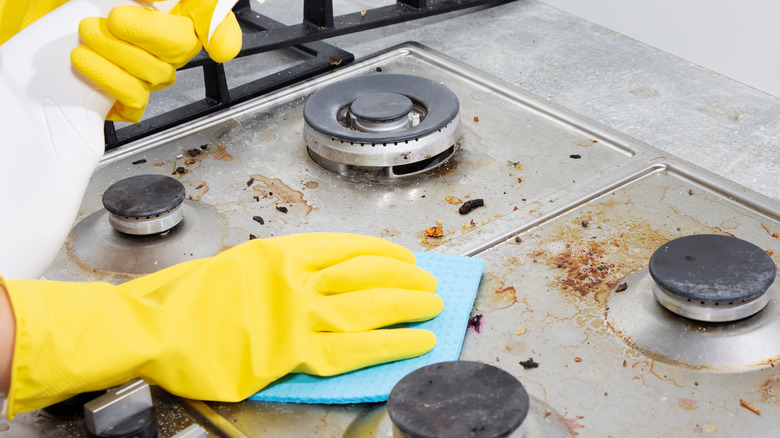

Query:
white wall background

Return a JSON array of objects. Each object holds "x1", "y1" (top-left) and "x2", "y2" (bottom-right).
[{"x1": 541, "y1": 0, "x2": 780, "y2": 98}]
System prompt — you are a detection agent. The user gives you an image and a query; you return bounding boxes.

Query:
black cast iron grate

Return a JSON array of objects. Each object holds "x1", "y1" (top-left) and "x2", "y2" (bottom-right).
[{"x1": 103, "y1": 0, "x2": 516, "y2": 151}]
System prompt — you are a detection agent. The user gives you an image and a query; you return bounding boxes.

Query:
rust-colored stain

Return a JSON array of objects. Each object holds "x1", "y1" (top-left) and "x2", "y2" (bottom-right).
[
  {"x1": 64, "y1": 237, "x2": 139, "y2": 284},
  {"x1": 425, "y1": 226, "x2": 444, "y2": 238},
  {"x1": 305, "y1": 181, "x2": 319, "y2": 189},
  {"x1": 761, "y1": 224, "x2": 780, "y2": 240},
  {"x1": 494, "y1": 286, "x2": 518, "y2": 310},
  {"x1": 768, "y1": 249, "x2": 775, "y2": 256},
  {"x1": 250, "y1": 174, "x2": 313, "y2": 215},
  {"x1": 761, "y1": 376, "x2": 780, "y2": 402},
  {"x1": 445, "y1": 195, "x2": 463, "y2": 205},
  {"x1": 677, "y1": 398, "x2": 699, "y2": 411},
  {"x1": 558, "y1": 415, "x2": 585, "y2": 436}
]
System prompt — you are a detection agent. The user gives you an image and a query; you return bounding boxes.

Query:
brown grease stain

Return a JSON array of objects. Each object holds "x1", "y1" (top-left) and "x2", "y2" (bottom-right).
[
  {"x1": 576, "y1": 139, "x2": 598, "y2": 147},
  {"x1": 677, "y1": 398, "x2": 699, "y2": 411},
  {"x1": 64, "y1": 237, "x2": 139, "y2": 284},
  {"x1": 305, "y1": 181, "x2": 319, "y2": 189},
  {"x1": 183, "y1": 180, "x2": 209, "y2": 201},
  {"x1": 761, "y1": 376, "x2": 780, "y2": 402},
  {"x1": 250, "y1": 174, "x2": 313, "y2": 215}
]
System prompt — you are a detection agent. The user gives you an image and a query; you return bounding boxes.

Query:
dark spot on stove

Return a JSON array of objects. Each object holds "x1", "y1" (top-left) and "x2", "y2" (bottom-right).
[
  {"x1": 247, "y1": 177, "x2": 255, "y2": 187},
  {"x1": 684, "y1": 256, "x2": 695, "y2": 261},
  {"x1": 622, "y1": 360, "x2": 627, "y2": 368},
  {"x1": 458, "y1": 199, "x2": 485, "y2": 215},
  {"x1": 174, "y1": 166, "x2": 186, "y2": 174},
  {"x1": 375, "y1": 67, "x2": 382, "y2": 72},
  {"x1": 473, "y1": 116, "x2": 479, "y2": 122},
  {"x1": 519, "y1": 358, "x2": 539, "y2": 369},
  {"x1": 581, "y1": 220, "x2": 589, "y2": 228},
  {"x1": 187, "y1": 149, "x2": 202, "y2": 157},
  {"x1": 514, "y1": 236, "x2": 522, "y2": 243},
  {"x1": 467, "y1": 314, "x2": 483, "y2": 333},
  {"x1": 132, "y1": 159, "x2": 146, "y2": 165},
  {"x1": 517, "y1": 177, "x2": 522, "y2": 183},
  {"x1": 694, "y1": 381, "x2": 699, "y2": 386},
  {"x1": 276, "y1": 206, "x2": 289, "y2": 213},
  {"x1": 249, "y1": 234, "x2": 257, "y2": 240},
  {"x1": 557, "y1": 264, "x2": 562, "y2": 268},
  {"x1": 569, "y1": 154, "x2": 582, "y2": 159},
  {"x1": 616, "y1": 283, "x2": 628, "y2": 292},
  {"x1": 421, "y1": 195, "x2": 426, "y2": 198},
  {"x1": 253, "y1": 216, "x2": 264, "y2": 225},
  {"x1": 269, "y1": 192, "x2": 273, "y2": 196},
  {"x1": 253, "y1": 195, "x2": 260, "y2": 201},
  {"x1": 200, "y1": 144, "x2": 208, "y2": 150},
  {"x1": 688, "y1": 189, "x2": 694, "y2": 195}
]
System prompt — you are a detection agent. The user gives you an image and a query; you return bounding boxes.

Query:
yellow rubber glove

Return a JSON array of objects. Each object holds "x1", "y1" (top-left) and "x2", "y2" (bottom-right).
[
  {"x1": 0, "y1": 0, "x2": 69, "y2": 45},
  {"x1": 1, "y1": 233, "x2": 443, "y2": 419},
  {"x1": 71, "y1": 0, "x2": 242, "y2": 122}
]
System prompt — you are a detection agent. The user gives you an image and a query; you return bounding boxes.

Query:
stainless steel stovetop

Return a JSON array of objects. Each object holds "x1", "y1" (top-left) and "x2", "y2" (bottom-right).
[{"x1": 7, "y1": 45, "x2": 780, "y2": 437}]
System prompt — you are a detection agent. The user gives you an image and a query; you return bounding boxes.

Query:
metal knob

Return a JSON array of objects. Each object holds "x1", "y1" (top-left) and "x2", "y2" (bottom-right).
[{"x1": 84, "y1": 379, "x2": 157, "y2": 438}]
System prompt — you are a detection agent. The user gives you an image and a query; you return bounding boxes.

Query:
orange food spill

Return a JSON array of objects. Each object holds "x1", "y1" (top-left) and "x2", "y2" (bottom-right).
[{"x1": 425, "y1": 226, "x2": 444, "y2": 238}]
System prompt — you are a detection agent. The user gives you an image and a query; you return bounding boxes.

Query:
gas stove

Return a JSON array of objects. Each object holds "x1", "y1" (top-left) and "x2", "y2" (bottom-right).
[{"x1": 7, "y1": 44, "x2": 779, "y2": 436}]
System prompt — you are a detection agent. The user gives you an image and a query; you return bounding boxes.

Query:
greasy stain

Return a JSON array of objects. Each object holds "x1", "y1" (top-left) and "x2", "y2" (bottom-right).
[
  {"x1": 183, "y1": 180, "x2": 209, "y2": 201},
  {"x1": 761, "y1": 376, "x2": 780, "y2": 402},
  {"x1": 250, "y1": 174, "x2": 313, "y2": 215},
  {"x1": 677, "y1": 398, "x2": 699, "y2": 411},
  {"x1": 445, "y1": 195, "x2": 463, "y2": 205},
  {"x1": 576, "y1": 139, "x2": 598, "y2": 147},
  {"x1": 305, "y1": 181, "x2": 319, "y2": 189},
  {"x1": 64, "y1": 237, "x2": 139, "y2": 284}
]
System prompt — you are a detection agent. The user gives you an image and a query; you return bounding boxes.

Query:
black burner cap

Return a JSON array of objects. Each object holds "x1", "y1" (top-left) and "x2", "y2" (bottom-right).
[
  {"x1": 102, "y1": 175, "x2": 185, "y2": 218},
  {"x1": 350, "y1": 92, "x2": 413, "y2": 122},
  {"x1": 388, "y1": 361, "x2": 529, "y2": 438},
  {"x1": 649, "y1": 234, "x2": 776, "y2": 303}
]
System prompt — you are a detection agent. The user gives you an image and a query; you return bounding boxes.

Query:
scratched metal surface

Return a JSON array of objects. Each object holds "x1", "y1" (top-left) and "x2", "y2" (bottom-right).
[{"x1": 38, "y1": 46, "x2": 780, "y2": 437}]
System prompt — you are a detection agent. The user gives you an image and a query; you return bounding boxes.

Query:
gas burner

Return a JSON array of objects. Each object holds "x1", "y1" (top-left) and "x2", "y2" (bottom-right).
[
  {"x1": 387, "y1": 361, "x2": 529, "y2": 437},
  {"x1": 649, "y1": 234, "x2": 775, "y2": 322},
  {"x1": 102, "y1": 175, "x2": 186, "y2": 235},
  {"x1": 606, "y1": 235, "x2": 780, "y2": 370},
  {"x1": 303, "y1": 74, "x2": 460, "y2": 179},
  {"x1": 65, "y1": 175, "x2": 223, "y2": 276}
]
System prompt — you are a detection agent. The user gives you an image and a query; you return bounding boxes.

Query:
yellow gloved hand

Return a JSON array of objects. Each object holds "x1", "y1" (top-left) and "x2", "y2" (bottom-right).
[
  {"x1": 71, "y1": 0, "x2": 242, "y2": 122},
  {"x1": 0, "y1": 0, "x2": 69, "y2": 45},
  {"x1": 1, "y1": 233, "x2": 443, "y2": 419}
]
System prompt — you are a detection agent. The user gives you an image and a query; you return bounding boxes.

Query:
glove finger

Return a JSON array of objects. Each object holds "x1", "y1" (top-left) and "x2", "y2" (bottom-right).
[
  {"x1": 313, "y1": 289, "x2": 443, "y2": 332},
  {"x1": 71, "y1": 45, "x2": 150, "y2": 110},
  {"x1": 312, "y1": 255, "x2": 437, "y2": 294},
  {"x1": 78, "y1": 17, "x2": 177, "y2": 87},
  {"x1": 107, "y1": 5, "x2": 201, "y2": 66},
  {"x1": 171, "y1": 0, "x2": 242, "y2": 63},
  {"x1": 268, "y1": 233, "x2": 417, "y2": 270},
  {"x1": 299, "y1": 329, "x2": 436, "y2": 376},
  {"x1": 107, "y1": 103, "x2": 145, "y2": 123}
]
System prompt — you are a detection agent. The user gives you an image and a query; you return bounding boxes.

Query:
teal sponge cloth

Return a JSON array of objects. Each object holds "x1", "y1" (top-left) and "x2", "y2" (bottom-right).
[{"x1": 248, "y1": 252, "x2": 484, "y2": 404}]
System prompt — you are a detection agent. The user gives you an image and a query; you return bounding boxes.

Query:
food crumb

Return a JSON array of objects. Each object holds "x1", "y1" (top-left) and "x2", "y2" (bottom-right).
[
  {"x1": 515, "y1": 325, "x2": 527, "y2": 335},
  {"x1": 253, "y1": 216, "x2": 264, "y2": 225},
  {"x1": 185, "y1": 158, "x2": 196, "y2": 165},
  {"x1": 569, "y1": 154, "x2": 582, "y2": 159},
  {"x1": 543, "y1": 411, "x2": 551, "y2": 419},
  {"x1": 688, "y1": 189, "x2": 694, "y2": 195},
  {"x1": 519, "y1": 358, "x2": 539, "y2": 369},
  {"x1": 154, "y1": 162, "x2": 164, "y2": 166},
  {"x1": 473, "y1": 116, "x2": 479, "y2": 122},
  {"x1": 622, "y1": 360, "x2": 627, "y2": 368},
  {"x1": 426, "y1": 226, "x2": 443, "y2": 238},
  {"x1": 740, "y1": 399, "x2": 761, "y2": 415},
  {"x1": 458, "y1": 199, "x2": 485, "y2": 215},
  {"x1": 581, "y1": 220, "x2": 589, "y2": 228},
  {"x1": 276, "y1": 206, "x2": 289, "y2": 213},
  {"x1": 131, "y1": 159, "x2": 146, "y2": 165},
  {"x1": 616, "y1": 283, "x2": 628, "y2": 292},
  {"x1": 195, "y1": 184, "x2": 205, "y2": 190},
  {"x1": 200, "y1": 144, "x2": 208, "y2": 150},
  {"x1": 174, "y1": 166, "x2": 186, "y2": 174},
  {"x1": 574, "y1": 357, "x2": 582, "y2": 363},
  {"x1": 767, "y1": 250, "x2": 774, "y2": 256},
  {"x1": 187, "y1": 149, "x2": 202, "y2": 157},
  {"x1": 249, "y1": 234, "x2": 257, "y2": 240},
  {"x1": 467, "y1": 314, "x2": 483, "y2": 333},
  {"x1": 246, "y1": 177, "x2": 255, "y2": 187}
]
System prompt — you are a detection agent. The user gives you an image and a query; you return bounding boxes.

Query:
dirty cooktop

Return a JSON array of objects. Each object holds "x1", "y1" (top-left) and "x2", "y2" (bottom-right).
[{"x1": 34, "y1": 45, "x2": 780, "y2": 437}]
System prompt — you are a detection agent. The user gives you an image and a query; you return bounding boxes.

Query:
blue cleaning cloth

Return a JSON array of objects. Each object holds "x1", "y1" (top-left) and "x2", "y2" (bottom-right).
[{"x1": 248, "y1": 251, "x2": 484, "y2": 404}]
